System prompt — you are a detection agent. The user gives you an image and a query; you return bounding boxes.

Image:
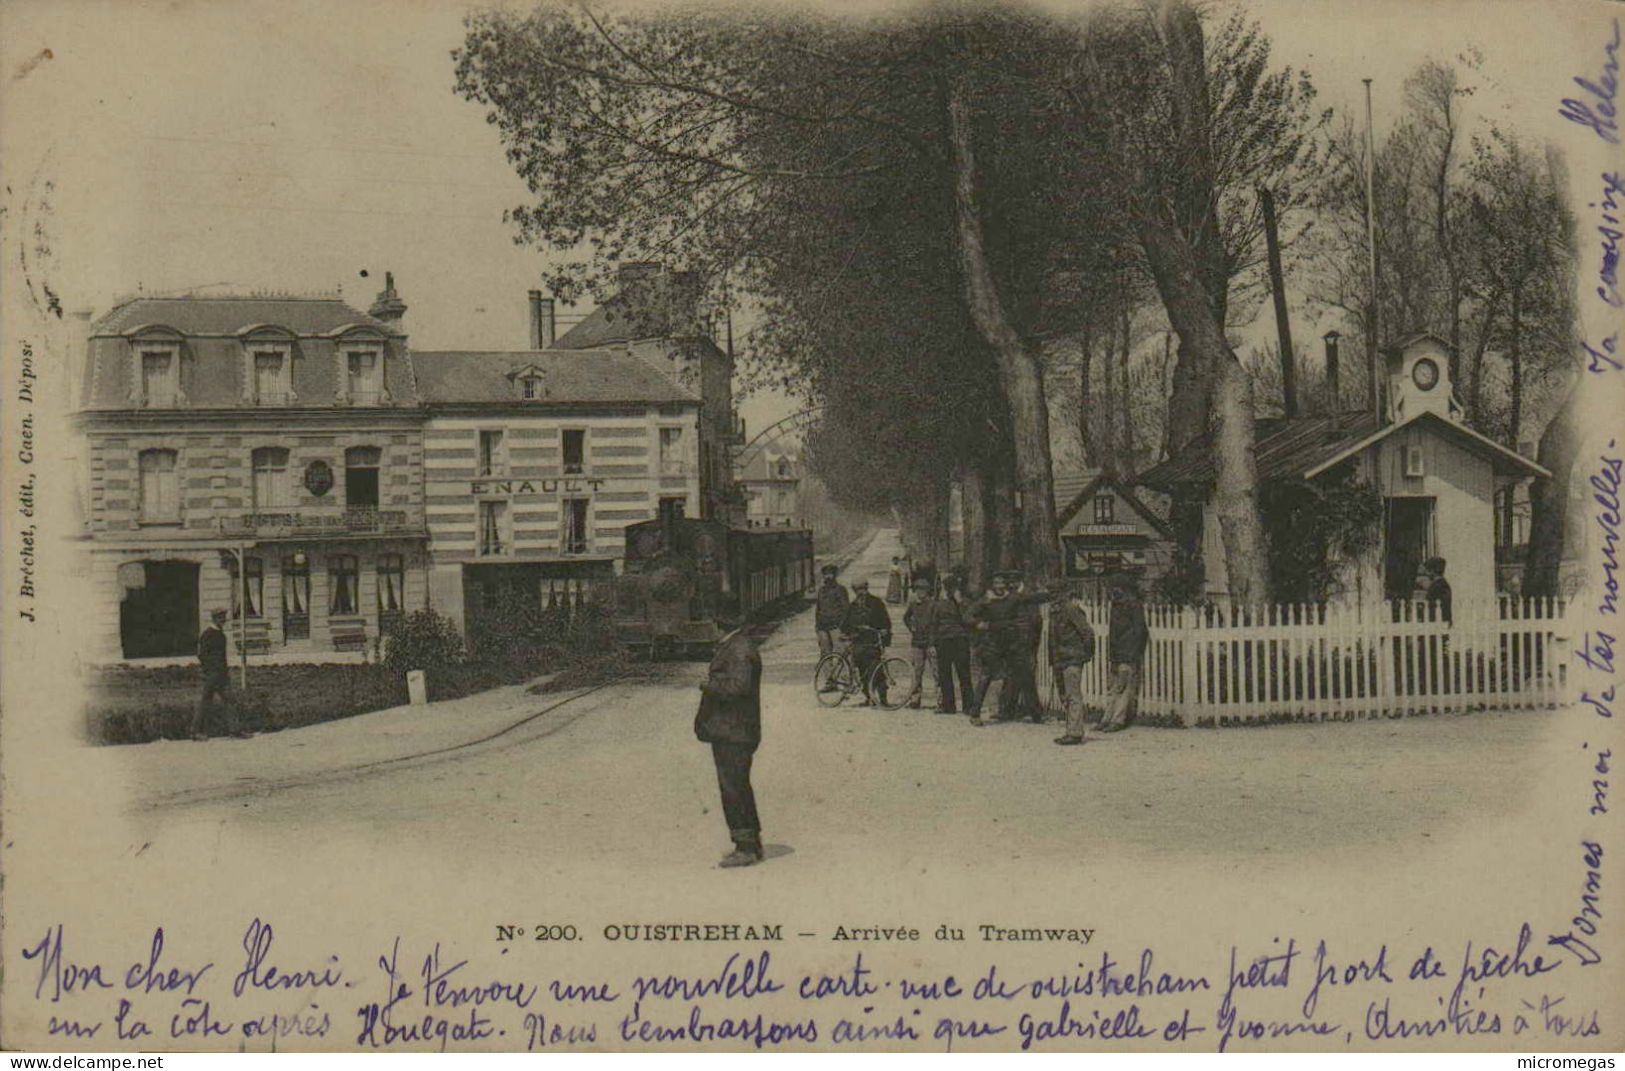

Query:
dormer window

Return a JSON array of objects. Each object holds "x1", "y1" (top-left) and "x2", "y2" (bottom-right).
[
  {"x1": 140, "y1": 350, "x2": 178, "y2": 408},
  {"x1": 508, "y1": 364, "x2": 548, "y2": 400},
  {"x1": 347, "y1": 349, "x2": 383, "y2": 405},
  {"x1": 521, "y1": 375, "x2": 543, "y2": 400},
  {"x1": 252, "y1": 348, "x2": 291, "y2": 405},
  {"x1": 1093, "y1": 494, "x2": 1115, "y2": 525}
]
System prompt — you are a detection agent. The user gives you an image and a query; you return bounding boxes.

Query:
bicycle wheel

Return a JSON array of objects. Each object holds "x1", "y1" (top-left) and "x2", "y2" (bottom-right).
[
  {"x1": 814, "y1": 654, "x2": 853, "y2": 706},
  {"x1": 872, "y1": 656, "x2": 912, "y2": 711}
]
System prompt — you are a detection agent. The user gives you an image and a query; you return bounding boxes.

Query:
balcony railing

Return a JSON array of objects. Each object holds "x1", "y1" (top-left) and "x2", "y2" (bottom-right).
[{"x1": 217, "y1": 505, "x2": 426, "y2": 539}]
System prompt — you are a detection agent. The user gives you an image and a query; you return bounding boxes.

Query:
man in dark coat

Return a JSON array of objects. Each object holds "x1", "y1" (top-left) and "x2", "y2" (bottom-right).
[
  {"x1": 695, "y1": 601, "x2": 765, "y2": 868},
  {"x1": 841, "y1": 579, "x2": 893, "y2": 705},
  {"x1": 901, "y1": 578, "x2": 935, "y2": 708},
  {"x1": 928, "y1": 575, "x2": 975, "y2": 714},
  {"x1": 1423, "y1": 557, "x2": 1453, "y2": 625},
  {"x1": 814, "y1": 564, "x2": 849, "y2": 666},
  {"x1": 190, "y1": 609, "x2": 232, "y2": 740},
  {"x1": 1098, "y1": 578, "x2": 1149, "y2": 732},
  {"x1": 1051, "y1": 590, "x2": 1097, "y2": 746},
  {"x1": 1009, "y1": 576, "x2": 1047, "y2": 722}
]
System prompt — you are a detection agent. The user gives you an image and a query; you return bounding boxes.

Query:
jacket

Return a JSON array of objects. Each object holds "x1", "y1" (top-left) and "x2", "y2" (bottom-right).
[
  {"x1": 1426, "y1": 577, "x2": 1453, "y2": 625},
  {"x1": 1107, "y1": 599, "x2": 1149, "y2": 665},
  {"x1": 1049, "y1": 602, "x2": 1096, "y2": 667},
  {"x1": 925, "y1": 594, "x2": 972, "y2": 643},
  {"x1": 842, "y1": 594, "x2": 892, "y2": 646},
  {"x1": 695, "y1": 630, "x2": 762, "y2": 747},
  {"x1": 198, "y1": 625, "x2": 228, "y2": 679},
  {"x1": 902, "y1": 597, "x2": 934, "y2": 648},
  {"x1": 815, "y1": 581, "x2": 850, "y2": 630}
]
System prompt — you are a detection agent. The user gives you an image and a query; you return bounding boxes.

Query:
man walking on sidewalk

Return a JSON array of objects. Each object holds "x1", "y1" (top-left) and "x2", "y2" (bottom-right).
[
  {"x1": 695, "y1": 600, "x2": 765, "y2": 868},
  {"x1": 1098, "y1": 578, "x2": 1149, "y2": 733},
  {"x1": 190, "y1": 609, "x2": 234, "y2": 740}
]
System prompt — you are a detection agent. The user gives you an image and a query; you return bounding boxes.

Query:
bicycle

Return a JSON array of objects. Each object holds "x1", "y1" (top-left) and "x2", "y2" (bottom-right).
[{"x1": 813, "y1": 627, "x2": 910, "y2": 710}]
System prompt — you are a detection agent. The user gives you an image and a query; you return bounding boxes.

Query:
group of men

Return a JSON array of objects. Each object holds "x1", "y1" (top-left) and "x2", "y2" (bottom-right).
[{"x1": 812, "y1": 560, "x2": 1151, "y2": 743}]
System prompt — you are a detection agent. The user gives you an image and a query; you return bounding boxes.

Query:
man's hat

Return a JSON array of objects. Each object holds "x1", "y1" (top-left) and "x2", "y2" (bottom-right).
[
  {"x1": 210, "y1": 608, "x2": 228, "y2": 621},
  {"x1": 851, "y1": 578, "x2": 870, "y2": 589},
  {"x1": 821, "y1": 563, "x2": 838, "y2": 575},
  {"x1": 911, "y1": 577, "x2": 932, "y2": 591}
]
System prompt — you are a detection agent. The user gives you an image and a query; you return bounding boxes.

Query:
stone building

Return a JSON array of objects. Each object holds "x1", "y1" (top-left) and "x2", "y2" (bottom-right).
[{"x1": 74, "y1": 283, "x2": 429, "y2": 661}]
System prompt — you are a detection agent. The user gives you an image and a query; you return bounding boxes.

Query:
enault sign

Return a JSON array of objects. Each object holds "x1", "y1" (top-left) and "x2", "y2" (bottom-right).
[{"x1": 469, "y1": 479, "x2": 608, "y2": 495}]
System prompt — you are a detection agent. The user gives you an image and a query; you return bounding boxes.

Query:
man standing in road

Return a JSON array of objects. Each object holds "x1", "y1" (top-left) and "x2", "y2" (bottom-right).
[
  {"x1": 1010, "y1": 576, "x2": 1047, "y2": 722},
  {"x1": 814, "y1": 563, "x2": 849, "y2": 672},
  {"x1": 190, "y1": 608, "x2": 232, "y2": 740},
  {"x1": 842, "y1": 579, "x2": 893, "y2": 706},
  {"x1": 695, "y1": 600, "x2": 765, "y2": 868},
  {"x1": 930, "y1": 574, "x2": 975, "y2": 715},
  {"x1": 1051, "y1": 589, "x2": 1097, "y2": 746},
  {"x1": 1098, "y1": 578, "x2": 1149, "y2": 733},
  {"x1": 902, "y1": 577, "x2": 935, "y2": 709},
  {"x1": 968, "y1": 571, "x2": 1015, "y2": 725}
]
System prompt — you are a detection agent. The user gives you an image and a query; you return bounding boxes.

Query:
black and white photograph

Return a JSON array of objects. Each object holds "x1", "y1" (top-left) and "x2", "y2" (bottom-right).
[{"x1": 0, "y1": 0, "x2": 1619, "y2": 1055}]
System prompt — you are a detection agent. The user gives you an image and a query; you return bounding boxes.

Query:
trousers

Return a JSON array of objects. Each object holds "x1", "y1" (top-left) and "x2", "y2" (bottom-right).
[
  {"x1": 190, "y1": 674, "x2": 231, "y2": 737},
  {"x1": 817, "y1": 629, "x2": 837, "y2": 657},
  {"x1": 1100, "y1": 663, "x2": 1142, "y2": 729},
  {"x1": 907, "y1": 645, "x2": 930, "y2": 703},
  {"x1": 934, "y1": 637, "x2": 973, "y2": 712},
  {"x1": 711, "y1": 742, "x2": 760, "y2": 844},
  {"x1": 1060, "y1": 663, "x2": 1088, "y2": 737}
]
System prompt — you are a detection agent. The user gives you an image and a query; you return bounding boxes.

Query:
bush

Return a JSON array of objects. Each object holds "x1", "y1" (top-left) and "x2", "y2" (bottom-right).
[{"x1": 382, "y1": 609, "x2": 465, "y2": 674}]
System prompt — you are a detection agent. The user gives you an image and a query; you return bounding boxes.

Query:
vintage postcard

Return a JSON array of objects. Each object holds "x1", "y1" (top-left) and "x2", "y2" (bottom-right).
[{"x1": 1, "y1": 0, "x2": 1620, "y2": 1054}]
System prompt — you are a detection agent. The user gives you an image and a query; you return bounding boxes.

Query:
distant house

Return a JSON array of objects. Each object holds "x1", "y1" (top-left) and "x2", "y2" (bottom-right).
[
  {"x1": 1137, "y1": 333, "x2": 1548, "y2": 608},
  {"x1": 738, "y1": 450, "x2": 802, "y2": 528},
  {"x1": 1053, "y1": 471, "x2": 1175, "y2": 593}
]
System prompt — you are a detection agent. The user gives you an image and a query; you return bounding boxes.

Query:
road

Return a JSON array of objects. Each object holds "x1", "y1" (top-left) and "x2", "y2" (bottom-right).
[{"x1": 119, "y1": 528, "x2": 1560, "y2": 898}]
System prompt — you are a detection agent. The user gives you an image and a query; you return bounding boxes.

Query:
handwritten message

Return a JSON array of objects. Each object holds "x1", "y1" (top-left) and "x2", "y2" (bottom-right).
[{"x1": 14, "y1": 919, "x2": 1608, "y2": 1052}]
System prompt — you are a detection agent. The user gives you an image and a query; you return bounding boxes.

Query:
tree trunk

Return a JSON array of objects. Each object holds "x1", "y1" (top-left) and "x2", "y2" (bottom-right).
[
  {"x1": 1078, "y1": 320, "x2": 1097, "y2": 468},
  {"x1": 1138, "y1": 213, "x2": 1271, "y2": 602},
  {"x1": 1466, "y1": 287, "x2": 1500, "y2": 429},
  {"x1": 960, "y1": 463, "x2": 990, "y2": 591},
  {"x1": 1507, "y1": 289, "x2": 1524, "y2": 448},
  {"x1": 1523, "y1": 370, "x2": 1581, "y2": 598},
  {"x1": 989, "y1": 440, "x2": 1020, "y2": 574},
  {"x1": 944, "y1": 73, "x2": 1062, "y2": 579},
  {"x1": 1117, "y1": 304, "x2": 1133, "y2": 475}
]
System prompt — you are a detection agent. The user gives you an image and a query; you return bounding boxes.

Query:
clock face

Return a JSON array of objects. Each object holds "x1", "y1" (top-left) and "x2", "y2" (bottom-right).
[{"x1": 1412, "y1": 357, "x2": 1440, "y2": 391}]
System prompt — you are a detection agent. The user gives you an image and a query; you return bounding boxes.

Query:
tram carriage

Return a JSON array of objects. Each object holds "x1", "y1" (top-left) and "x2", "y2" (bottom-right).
[{"x1": 614, "y1": 516, "x2": 815, "y2": 655}]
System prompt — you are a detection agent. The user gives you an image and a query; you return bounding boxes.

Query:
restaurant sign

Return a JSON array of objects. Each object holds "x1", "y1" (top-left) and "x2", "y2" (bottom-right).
[{"x1": 469, "y1": 478, "x2": 607, "y2": 495}]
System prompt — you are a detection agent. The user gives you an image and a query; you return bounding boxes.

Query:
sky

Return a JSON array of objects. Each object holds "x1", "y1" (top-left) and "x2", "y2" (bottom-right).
[{"x1": 0, "y1": 0, "x2": 1601, "y2": 434}]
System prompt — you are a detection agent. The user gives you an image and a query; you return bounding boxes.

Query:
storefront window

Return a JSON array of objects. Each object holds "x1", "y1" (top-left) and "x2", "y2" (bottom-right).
[
  {"x1": 229, "y1": 556, "x2": 264, "y2": 618},
  {"x1": 330, "y1": 554, "x2": 359, "y2": 615},
  {"x1": 377, "y1": 553, "x2": 406, "y2": 630},
  {"x1": 282, "y1": 553, "x2": 310, "y2": 640}
]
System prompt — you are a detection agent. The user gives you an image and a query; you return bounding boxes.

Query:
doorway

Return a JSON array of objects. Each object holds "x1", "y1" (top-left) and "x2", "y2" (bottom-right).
[
  {"x1": 1384, "y1": 497, "x2": 1435, "y2": 600},
  {"x1": 119, "y1": 560, "x2": 200, "y2": 658}
]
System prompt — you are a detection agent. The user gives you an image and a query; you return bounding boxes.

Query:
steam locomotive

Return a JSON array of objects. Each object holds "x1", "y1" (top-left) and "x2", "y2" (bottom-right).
[{"x1": 613, "y1": 516, "x2": 815, "y2": 655}]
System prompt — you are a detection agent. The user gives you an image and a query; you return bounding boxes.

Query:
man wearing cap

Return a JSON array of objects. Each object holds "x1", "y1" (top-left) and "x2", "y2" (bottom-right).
[
  {"x1": 967, "y1": 572, "x2": 1016, "y2": 723},
  {"x1": 814, "y1": 564, "x2": 849, "y2": 676},
  {"x1": 190, "y1": 608, "x2": 232, "y2": 740},
  {"x1": 1098, "y1": 578, "x2": 1149, "y2": 733},
  {"x1": 929, "y1": 574, "x2": 975, "y2": 714},
  {"x1": 695, "y1": 600, "x2": 765, "y2": 867},
  {"x1": 901, "y1": 577, "x2": 935, "y2": 709},
  {"x1": 1051, "y1": 588, "x2": 1098, "y2": 746},
  {"x1": 841, "y1": 578, "x2": 893, "y2": 706}
]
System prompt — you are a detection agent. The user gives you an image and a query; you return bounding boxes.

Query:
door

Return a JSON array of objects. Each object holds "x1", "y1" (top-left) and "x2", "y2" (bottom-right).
[
  {"x1": 118, "y1": 560, "x2": 200, "y2": 658},
  {"x1": 1384, "y1": 497, "x2": 1435, "y2": 601}
]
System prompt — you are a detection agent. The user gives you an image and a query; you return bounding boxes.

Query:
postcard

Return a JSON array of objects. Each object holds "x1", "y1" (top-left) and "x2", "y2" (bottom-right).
[{"x1": 0, "y1": 0, "x2": 1619, "y2": 1053}]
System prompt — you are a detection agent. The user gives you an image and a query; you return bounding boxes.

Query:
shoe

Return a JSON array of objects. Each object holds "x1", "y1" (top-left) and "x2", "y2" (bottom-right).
[
  {"x1": 818, "y1": 685, "x2": 838, "y2": 693},
  {"x1": 936, "y1": 708, "x2": 956, "y2": 715},
  {"x1": 907, "y1": 700, "x2": 922, "y2": 709},
  {"x1": 190, "y1": 733, "x2": 209, "y2": 741},
  {"x1": 969, "y1": 717, "x2": 986, "y2": 727},
  {"x1": 1098, "y1": 722, "x2": 1125, "y2": 733},
  {"x1": 232, "y1": 731, "x2": 254, "y2": 739},
  {"x1": 719, "y1": 849, "x2": 760, "y2": 868},
  {"x1": 1054, "y1": 735, "x2": 1086, "y2": 746},
  {"x1": 857, "y1": 699, "x2": 873, "y2": 707}
]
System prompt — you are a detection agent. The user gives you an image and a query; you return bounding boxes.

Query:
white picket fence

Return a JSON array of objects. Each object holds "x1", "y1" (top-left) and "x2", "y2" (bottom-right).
[{"x1": 1034, "y1": 596, "x2": 1569, "y2": 726}]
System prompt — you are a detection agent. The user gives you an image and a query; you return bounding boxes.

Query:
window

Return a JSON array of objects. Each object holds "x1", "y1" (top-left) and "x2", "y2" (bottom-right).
[
  {"x1": 562, "y1": 428, "x2": 586, "y2": 475},
  {"x1": 478, "y1": 501, "x2": 507, "y2": 556},
  {"x1": 1093, "y1": 494, "x2": 1115, "y2": 525},
  {"x1": 141, "y1": 351, "x2": 177, "y2": 407},
  {"x1": 229, "y1": 556, "x2": 264, "y2": 618},
  {"x1": 478, "y1": 430, "x2": 504, "y2": 478},
  {"x1": 520, "y1": 375, "x2": 543, "y2": 400},
  {"x1": 562, "y1": 498, "x2": 590, "y2": 555},
  {"x1": 251, "y1": 447, "x2": 291, "y2": 509},
  {"x1": 347, "y1": 350, "x2": 383, "y2": 404},
  {"x1": 282, "y1": 553, "x2": 311, "y2": 640},
  {"x1": 329, "y1": 554, "x2": 359, "y2": 615},
  {"x1": 659, "y1": 427, "x2": 684, "y2": 475},
  {"x1": 253, "y1": 351, "x2": 289, "y2": 404},
  {"x1": 345, "y1": 446, "x2": 381, "y2": 509},
  {"x1": 659, "y1": 496, "x2": 687, "y2": 523},
  {"x1": 137, "y1": 449, "x2": 179, "y2": 522},
  {"x1": 377, "y1": 553, "x2": 406, "y2": 617}
]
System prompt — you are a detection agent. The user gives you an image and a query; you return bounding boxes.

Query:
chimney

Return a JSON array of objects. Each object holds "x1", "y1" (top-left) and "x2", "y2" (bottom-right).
[
  {"x1": 528, "y1": 290, "x2": 555, "y2": 349},
  {"x1": 368, "y1": 271, "x2": 407, "y2": 329},
  {"x1": 1323, "y1": 330, "x2": 1341, "y2": 413}
]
